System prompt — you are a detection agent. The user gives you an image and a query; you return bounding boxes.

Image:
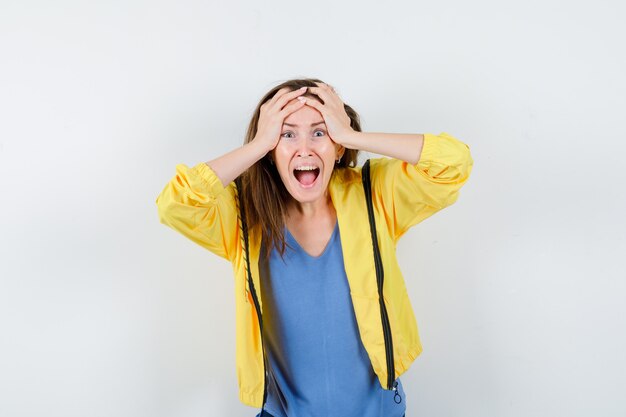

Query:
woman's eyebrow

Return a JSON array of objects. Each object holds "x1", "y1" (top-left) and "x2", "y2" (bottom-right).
[{"x1": 282, "y1": 121, "x2": 326, "y2": 127}]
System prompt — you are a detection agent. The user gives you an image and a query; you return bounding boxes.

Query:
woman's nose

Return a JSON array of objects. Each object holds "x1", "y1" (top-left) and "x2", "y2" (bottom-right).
[{"x1": 296, "y1": 137, "x2": 313, "y2": 157}]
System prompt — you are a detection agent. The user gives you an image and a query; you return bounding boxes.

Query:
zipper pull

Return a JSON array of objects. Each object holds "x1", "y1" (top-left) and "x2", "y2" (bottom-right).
[{"x1": 392, "y1": 380, "x2": 402, "y2": 404}]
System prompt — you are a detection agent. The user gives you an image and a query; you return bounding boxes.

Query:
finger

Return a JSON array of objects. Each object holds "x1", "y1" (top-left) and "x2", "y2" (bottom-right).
[
  {"x1": 307, "y1": 86, "x2": 337, "y2": 103},
  {"x1": 301, "y1": 96, "x2": 322, "y2": 111},
  {"x1": 275, "y1": 86, "x2": 308, "y2": 110},
  {"x1": 279, "y1": 97, "x2": 307, "y2": 117},
  {"x1": 315, "y1": 82, "x2": 336, "y2": 93},
  {"x1": 269, "y1": 87, "x2": 293, "y2": 104},
  {"x1": 317, "y1": 82, "x2": 340, "y2": 96},
  {"x1": 264, "y1": 87, "x2": 296, "y2": 111}
]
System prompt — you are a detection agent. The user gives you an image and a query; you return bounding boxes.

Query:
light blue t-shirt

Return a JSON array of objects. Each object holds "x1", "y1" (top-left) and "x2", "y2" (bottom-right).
[{"x1": 256, "y1": 221, "x2": 407, "y2": 417}]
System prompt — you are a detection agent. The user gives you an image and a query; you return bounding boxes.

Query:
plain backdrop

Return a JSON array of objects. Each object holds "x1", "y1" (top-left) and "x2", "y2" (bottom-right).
[{"x1": 1, "y1": 1, "x2": 625, "y2": 416}]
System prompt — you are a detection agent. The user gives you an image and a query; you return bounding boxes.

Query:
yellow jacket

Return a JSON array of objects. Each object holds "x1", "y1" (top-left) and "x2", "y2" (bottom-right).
[{"x1": 155, "y1": 132, "x2": 473, "y2": 407}]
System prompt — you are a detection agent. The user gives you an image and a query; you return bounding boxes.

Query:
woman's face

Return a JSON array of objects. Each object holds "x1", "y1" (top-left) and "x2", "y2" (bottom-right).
[{"x1": 271, "y1": 102, "x2": 344, "y2": 205}]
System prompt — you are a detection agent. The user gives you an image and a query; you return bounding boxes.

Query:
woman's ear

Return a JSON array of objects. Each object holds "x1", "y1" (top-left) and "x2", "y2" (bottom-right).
[{"x1": 336, "y1": 146, "x2": 345, "y2": 163}]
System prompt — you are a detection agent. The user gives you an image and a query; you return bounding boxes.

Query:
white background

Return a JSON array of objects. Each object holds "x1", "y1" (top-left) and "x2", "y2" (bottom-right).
[{"x1": 1, "y1": 0, "x2": 625, "y2": 416}]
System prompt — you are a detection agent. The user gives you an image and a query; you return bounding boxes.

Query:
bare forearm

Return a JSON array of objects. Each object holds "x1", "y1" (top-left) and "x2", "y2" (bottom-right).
[
  {"x1": 342, "y1": 132, "x2": 425, "y2": 165},
  {"x1": 205, "y1": 140, "x2": 268, "y2": 187}
]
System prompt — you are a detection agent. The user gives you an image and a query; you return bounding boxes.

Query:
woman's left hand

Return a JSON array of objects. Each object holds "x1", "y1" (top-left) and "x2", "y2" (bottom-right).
[{"x1": 302, "y1": 82, "x2": 356, "y2": 147}]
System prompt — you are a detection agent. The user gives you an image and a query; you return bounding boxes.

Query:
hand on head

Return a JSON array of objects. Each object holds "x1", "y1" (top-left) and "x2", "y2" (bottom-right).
[
  {"x1": 253, "y1": 86, "x2": 309, "y2": 153},
  {"x1": 253, "y1": 82, "x2": 354, "y2": 154},
  {"x1": 298, "y1": 82, "x2": 354, "y2": 147}
]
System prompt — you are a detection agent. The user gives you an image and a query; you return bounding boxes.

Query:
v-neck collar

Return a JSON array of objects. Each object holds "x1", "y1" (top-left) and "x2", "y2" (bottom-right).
[{"x1": 285, "y1": 220, "x2": 339, "y2": 260}]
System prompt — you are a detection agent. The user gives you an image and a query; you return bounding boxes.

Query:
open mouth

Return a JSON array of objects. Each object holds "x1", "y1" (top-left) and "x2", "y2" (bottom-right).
[{"x1": 293, "y1": 166, "x2": 320, "y2": 187}]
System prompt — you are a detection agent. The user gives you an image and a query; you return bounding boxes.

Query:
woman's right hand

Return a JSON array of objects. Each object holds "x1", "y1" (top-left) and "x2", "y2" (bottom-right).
[
  {"x1": 204, "y1": 86, "x2": 309, "y2": 187},
  {"x1": 253, "y1": 86, "x2": 309, "y2": 153}
]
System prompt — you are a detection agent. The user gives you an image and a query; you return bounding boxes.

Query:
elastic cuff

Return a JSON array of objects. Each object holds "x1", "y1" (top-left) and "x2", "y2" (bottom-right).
[
  {"x1": 190, "y1": 162, "x2": 230, "y2": 197},
  {"x1": 416, "y1": 133, "x2": 440, "y2": 166}
]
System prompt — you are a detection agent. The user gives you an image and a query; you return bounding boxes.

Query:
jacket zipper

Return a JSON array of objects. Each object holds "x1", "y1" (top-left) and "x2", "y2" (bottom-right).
[
  {"x1": 248, "y1": 274, "x2": 268, "y2": 409},
  {"x1": 362, "y1": 160, "x2": 396, "y2": 391},
  {"x1": 371, "y1": 208, "x2": 396, "y2": 390},
  {"x1": 235, "y1": 178, "x2": 268, "y2": 412}
]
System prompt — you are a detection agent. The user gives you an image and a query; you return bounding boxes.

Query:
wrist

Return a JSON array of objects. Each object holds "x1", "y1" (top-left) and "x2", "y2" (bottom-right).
[
  {"x1": 247, "y1": 138, "x2": 273, "y2": 159},
  {"x1": 339, "y1": 130, "x2": 364, "y2": 149}
]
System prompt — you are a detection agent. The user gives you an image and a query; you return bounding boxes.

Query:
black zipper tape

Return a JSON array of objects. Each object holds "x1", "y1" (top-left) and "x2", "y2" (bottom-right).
[
  {"x1": 235, "y1": 178, "x2": 268, "y2": 412},
  {"x1": 362, "y1": 160, "x2": 396, "y2": 390}
]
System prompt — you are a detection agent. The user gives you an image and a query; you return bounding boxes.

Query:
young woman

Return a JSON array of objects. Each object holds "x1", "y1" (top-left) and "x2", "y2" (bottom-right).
[{"x1": 156, "y1": 78, "x2": 473, "y2": 417}]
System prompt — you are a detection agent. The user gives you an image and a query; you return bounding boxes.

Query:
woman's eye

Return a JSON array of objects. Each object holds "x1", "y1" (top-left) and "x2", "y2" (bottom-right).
[
  {"x1": 281, "y1": 132, "x2": 294, "y2": 138},
  {"x1": 314, "y1": 130, "x2": 325, "y2": 137}
]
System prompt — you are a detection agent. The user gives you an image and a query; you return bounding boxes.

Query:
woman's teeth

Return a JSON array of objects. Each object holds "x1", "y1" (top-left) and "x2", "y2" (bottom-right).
[{"x1": 293, "y1": 166, "x2": 320, "y2": 186}]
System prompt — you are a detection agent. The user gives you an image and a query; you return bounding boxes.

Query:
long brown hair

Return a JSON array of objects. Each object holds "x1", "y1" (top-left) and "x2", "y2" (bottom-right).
[{"x1": 240, "y1": 78, "x2": 362, "y2": 259}]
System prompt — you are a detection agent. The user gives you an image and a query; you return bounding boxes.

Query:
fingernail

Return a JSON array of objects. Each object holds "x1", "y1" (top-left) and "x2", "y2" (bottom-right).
[
  {"x1": 297, "y1": 97, "x2": 306, "y2": 102},
  {"x1": 299, "y1": 86, "x2": 307, "y2": 90}
]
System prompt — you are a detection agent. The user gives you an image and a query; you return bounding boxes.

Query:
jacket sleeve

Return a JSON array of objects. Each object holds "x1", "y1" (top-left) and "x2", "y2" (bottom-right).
[
  {"x1": 155, "y1": 162, "x2": 239, "y2": 261},
  {"x1": 370, "y1": 132, "x2": 474, "y2": 242}
]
